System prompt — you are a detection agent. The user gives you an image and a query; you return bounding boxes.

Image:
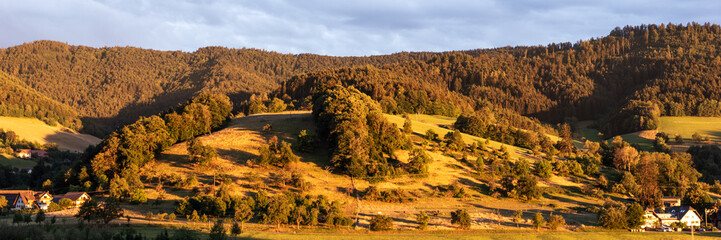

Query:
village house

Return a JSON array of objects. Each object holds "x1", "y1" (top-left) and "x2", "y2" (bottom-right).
[
  {"x1": 644, "y1": 206, "x2": 702, "y2": 230},
  {"x1": 16, "y1": 149, "x2": 31, "y2": 159},
  {"x1": 16, "y1": 149, "x2": 48, "y2": 159},
  {"x1": 53, "y1": 192, "x2": 91, "y2": 207},
  {"x1": 662, "y1": 196, "x2": 682, "y2": 208},
  {"x1": 0, "y1": 190, "x2": 53, "y2": 210}
]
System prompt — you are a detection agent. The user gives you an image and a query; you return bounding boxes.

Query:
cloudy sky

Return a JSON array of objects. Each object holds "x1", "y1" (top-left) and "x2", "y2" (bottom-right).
[{"x1": 1, "y1": 0, "x2": 720, "y2": 56}]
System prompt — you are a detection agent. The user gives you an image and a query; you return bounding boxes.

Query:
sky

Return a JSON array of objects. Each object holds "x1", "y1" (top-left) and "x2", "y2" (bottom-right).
[{"x1": 1, "y1": 0, "x2": 720, "y2": 56}]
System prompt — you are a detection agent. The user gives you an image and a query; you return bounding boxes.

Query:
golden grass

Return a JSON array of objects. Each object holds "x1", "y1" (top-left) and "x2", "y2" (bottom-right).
[
  {"x1": 0, "y1": 116, "x2": 100, "y2": 152},
  {"x1": 146, "y1": 111, "x2": 604, "y2": 231},
  {"x1": 658, "y1": 116, "x2": 721, "y2": 142}
]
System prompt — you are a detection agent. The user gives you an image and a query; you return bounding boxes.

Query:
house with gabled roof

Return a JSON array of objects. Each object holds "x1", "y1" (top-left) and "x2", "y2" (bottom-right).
[
  {"x1": 53, "y1": 192, "x2": 91, "y2": 208},
  {"x1": 644, "y1": 206, "x2": 702, "y2": 229},
  {"x1": 0, "y1": 190, "x2": 52, "y2": 210}
]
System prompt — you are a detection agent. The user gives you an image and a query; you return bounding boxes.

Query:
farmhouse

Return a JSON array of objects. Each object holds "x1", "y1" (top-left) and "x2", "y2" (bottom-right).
[
  {"x1": 15, "y1": 149, "x2": 48, "y2": 159},
  {"x1": 644, "y1": 206, "x2": 702, "y2": 229},
  {"x1": 0, "y1": 190, "x2": 53, "y2": 210},
  {"x1": 53, "y1": 192, "x2": 91, "y2": 207},
  {"x1": 662, "y1": 196, "x2": 681, "y2": 207},
  {"x1": 16, "y1": 149, "x2": 31, "y2": 159}
]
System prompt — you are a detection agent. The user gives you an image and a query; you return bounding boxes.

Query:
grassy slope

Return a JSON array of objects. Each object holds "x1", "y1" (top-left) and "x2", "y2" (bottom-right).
[
  {"x1": 0, "y1": 153, "x2": 36, "y2": 168},
  {"x1": 147, "y1": 111, "x2": 605, "y2": 231},
  {"x1": 658, "y1": 116, "x2": 721, "y2": 142},
  {"x1": 0, "y1": 116, "x2": 101, "y2": 152},
  {"x1": 590, "y1": 116, "x2": 721, "y2": 152}
]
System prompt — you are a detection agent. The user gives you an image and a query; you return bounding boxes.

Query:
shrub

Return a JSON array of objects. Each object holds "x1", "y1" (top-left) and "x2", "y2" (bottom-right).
[
  {"x1": 231, "y1": 222, "x2": 242, "y2": 235},
  {"x1": 547, "y1": 214, "x2": 565, "y2": 230},
  {"x1": 425, "y1": 129, "x2": 438, "y2": 141},
  {"x1": 535, "y1": 158, "x2": 552, "y2": 179},
  {"x1": 209, "y1": 219, "x2": 227, "y2": 240},
  {"x1": 369, "y1": 215, "x2": 394, "y2": 231},
  {"x1": 417, "y1": 211, "x2": 430, "y2": 230},
  {"x1": 532, "y1": 213, "x2": 545, "y2": 230},
  {"x1": 451, "y1": 209, "x2": 471, "y2": 230}
]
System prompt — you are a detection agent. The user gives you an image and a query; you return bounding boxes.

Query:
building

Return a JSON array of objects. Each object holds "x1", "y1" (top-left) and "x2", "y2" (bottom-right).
[
  {"x1": 644, "y1": 206, "x2": 702, "y2": 229},
  {"x1": 16, "y1": 149, "x2": 32, "y2": 159},
  {"x1": 15, "y1": 149, "x2": 48, "y2": 159},
  {"x1": 53, "y1": 192, "x2": 91, "y2": 207},
  {"x1": 662, "y1": 196, "x2": 682, "y2": 208},
  {"x1": 0, "y1": 190, "x2": 52, "y2": 210},
  {"x1": 31, "y1": 150, "x2": 48, "y2": 158}
]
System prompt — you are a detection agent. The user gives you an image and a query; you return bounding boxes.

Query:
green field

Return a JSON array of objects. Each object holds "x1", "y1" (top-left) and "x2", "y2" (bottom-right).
[
  {"x1": 578, "y1": 116, "x2": 721, "y2": 151},
  {"x1": 233, "y1": 231, "x2": 721, "y2": 240},
  {"x1": 0, "y1": 153, "x2": 36, "y2": 168},
  {"x1": 658, "y1": 116, "x2": 721, "y2": 142}
]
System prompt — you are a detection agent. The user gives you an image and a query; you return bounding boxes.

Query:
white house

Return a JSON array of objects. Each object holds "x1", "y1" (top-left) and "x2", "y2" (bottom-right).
[
  {"x1": 0, "y1": 190, "x2": 53, "y2": 210},
  {"x1": 644, "y1": 206, "x2": 702, "y2": 229}
]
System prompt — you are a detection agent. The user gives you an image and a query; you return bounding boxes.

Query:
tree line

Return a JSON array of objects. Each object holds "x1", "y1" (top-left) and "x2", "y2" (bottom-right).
[
  {"x1": 0, "y1": 41, "x2": 435, "y2": 136},
  {"x1": 61, "y1": 93, "x2": 232, "y2": 199}
]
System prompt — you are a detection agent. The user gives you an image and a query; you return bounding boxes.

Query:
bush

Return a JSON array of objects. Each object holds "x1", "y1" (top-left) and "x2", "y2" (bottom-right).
[
  {"x1": 547, "y1": 214, "x2": 565, "y2": 230},
  {"x1": 535, "y1": 158, "x2": 552, "y2": 179},
  {"x1": 369, "y1": 215, "x2": 394, "y2": 231},
  {"x1": 532, "y1": 213, "x2": 545, "y2": 230},
  {"x1": 450, "y1": 209, "x2": 471, "y2": 230},
  {"x1": 425, "y1": 129, "x2": 438, "y2": 141},
  {"x1": 417, "y1": 211, "x2": 430, "y2": 230}
]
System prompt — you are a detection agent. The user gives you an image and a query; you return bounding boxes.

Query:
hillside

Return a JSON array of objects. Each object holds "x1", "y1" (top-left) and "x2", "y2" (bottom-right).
[
  {"x1": 2, "y1": 24, "x2": 721, "y2": 139},
  {"x1": 0, "y1": 41, "x2": 435, "y2": 135},
  {"x1": 0, "y1": 116, "x2": 100, "y2": 152},
  {"x1": 142, "y1": 111, "x2": 606, "y2": 230},
  {"x1": 279, "y1": 23, "x2": 721, "y2": 137},
  {"x1": 0, "y1": 71, "x2": 82, "y2": 130}
]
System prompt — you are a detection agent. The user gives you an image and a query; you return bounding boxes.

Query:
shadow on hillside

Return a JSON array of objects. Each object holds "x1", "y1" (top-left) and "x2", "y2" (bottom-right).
[
  {"x1": 79, "y1": 89, "x2": 200, "y2": 137},
  {"x1": 78, "y1": 88, "x2": 255, "y2": 138},
  {"x1": 158, "y1": 153, "x2": 195, "y2": 170},
  {"x1": 469, "y1": 203, "x2": 595, "y2": 227},
  {"x1": 217, "y1": 148, "x2": 258, "y2": 163}
]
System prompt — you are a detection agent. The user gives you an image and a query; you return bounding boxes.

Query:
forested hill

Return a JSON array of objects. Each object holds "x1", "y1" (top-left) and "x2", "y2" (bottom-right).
[
  {"x1": 280, "y1": 22, "x2": 721, "y2": 136},
  {"x1": 0, "y1": 41, "x2": 436, "y2": 135},
  {"x1": 2, "y1": 23, "x2": 721, "y2": 137}
]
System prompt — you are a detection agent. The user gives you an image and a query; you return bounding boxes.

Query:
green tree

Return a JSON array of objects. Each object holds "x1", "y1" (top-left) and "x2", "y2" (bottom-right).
[
  {"x1": 369, "y1": 215, "x2": 394, "y2": 231},
  {"x1": 233, "y1": 199, "x2": 254, "y2": 232},
  {"x1": 407, "y1": 148, "x2": 432, "y2": 175},
  {"x1": 598, "y1": 204, "x2": 627, "y2": 229},
  {"x1": 189, "y1": 210, "x2": 200, "y2": 222},
  {"x1": 296, "y1": 130, "x2": 318, "y2": 152},
  {"x1": 445, "y1": 130, "x2": 465, "y2": 151},
  {"x1": 262, "y1": 196, "x2": 290, "y2": 228},
  {"x1": 512, "y1": 210, "x2": 523, "y2": 228},
  {"x1": 625, "y1": 203, "x2": 644, "y2": 229},
  {"x1": 23, "y1": 213, "x2": 32, "y2": 224},
  {"x1": 417, "y1": 211, "x2": 430, "y2": 230},
  {"x1": 35, "y1": 208, "x2": 45, "y2": 224},
  {"x1": 532, "y1": 213, "x2": 545, "y2": 230},
  {"x1": 13, "y1": 212, "x2": 22, "y2": 224},
  {"x1": 59, "y1": 198, "x2": 74, "y2": 209},
  {"x1": 403, "y1": 115, "x2": 413, "y2": 134},
  {"x1": 209, "y1": 219, "x2": 227, "y2": 240},
  {"x1": 187, "y1": 138, "x2": 217, "y2": 166},
  {"x1": 535, "y1": 158, "x2": 553, "y2": 178},
  {"x1": 130, "y1": 188, "x2": 148, "y2": 204},
  {"x1": 516, "y1": 175, "x2": 541, "y2": 201},
  {"x1": 0, "y1": 196, "x2": 6, "y2": 210},
  {"x1": 231, "y1": 222, "x2": 242, "y2": 235},
  {"x1": 451, "y1": 209, "x2": 471, "y2": 230},
  {"x1": 425, "y1": 129, "x2": 438, "y2": 141},
  {"x1": 547, "y1": 214, "x2": 564, "y2": 230}
]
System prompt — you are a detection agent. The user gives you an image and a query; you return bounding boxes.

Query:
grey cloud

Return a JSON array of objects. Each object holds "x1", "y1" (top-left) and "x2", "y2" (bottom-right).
[{"x1": 1, "y1": 0, "x2": 720, "y2": 56}]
